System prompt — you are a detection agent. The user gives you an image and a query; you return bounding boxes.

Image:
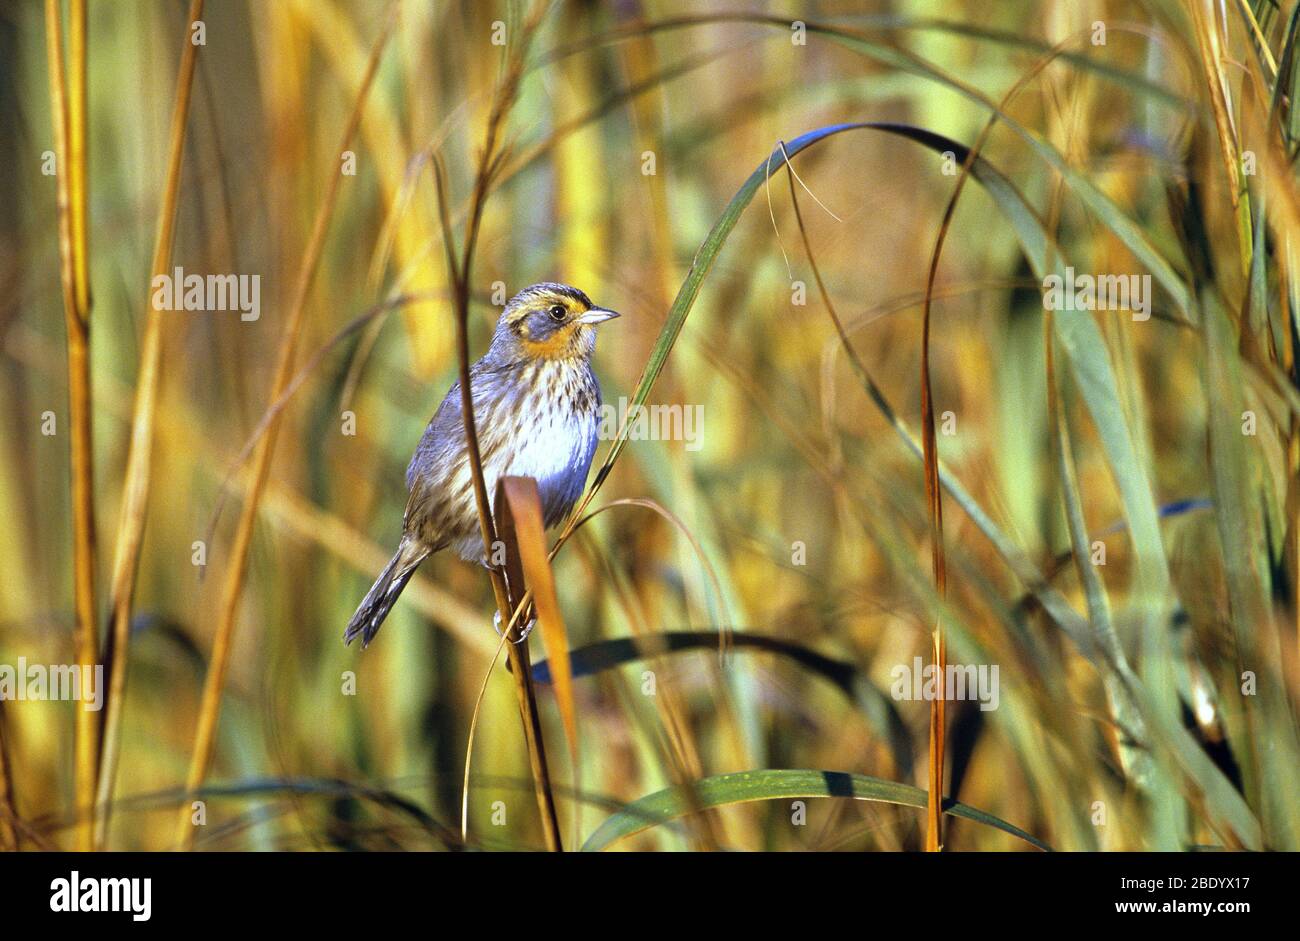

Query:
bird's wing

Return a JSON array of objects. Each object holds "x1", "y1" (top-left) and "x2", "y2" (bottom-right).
[
  {"x1": 402, "y1": 362, "x2": 516, "y2": 520},
  {"x1": 406, "y1": 381, "x2": 459, "y2": 482}
]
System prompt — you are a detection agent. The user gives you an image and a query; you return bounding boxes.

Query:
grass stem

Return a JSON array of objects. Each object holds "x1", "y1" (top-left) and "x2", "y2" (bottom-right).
[{"x1": 45, "y1": 0, "x2": 97, "y2": 852}]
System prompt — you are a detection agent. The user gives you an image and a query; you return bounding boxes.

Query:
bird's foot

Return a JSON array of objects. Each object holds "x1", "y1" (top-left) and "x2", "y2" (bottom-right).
[
  {"x1": 480, "y1": 551, "x2": 516, "y2": 578},
  {"x1": 492, "y1": 609, "x2": 536, "y2": 644}
]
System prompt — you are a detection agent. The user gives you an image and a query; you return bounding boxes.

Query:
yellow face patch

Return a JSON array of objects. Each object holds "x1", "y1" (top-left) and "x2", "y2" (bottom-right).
[{"x1": 518, "y1": 322, "x2": 581, "y2": 359}]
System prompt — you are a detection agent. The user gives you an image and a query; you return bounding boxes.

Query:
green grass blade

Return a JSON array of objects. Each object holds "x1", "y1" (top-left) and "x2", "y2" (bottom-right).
[
  {"x1": 587, "y1": 122, "x2": 870, "y2": 490},
  {"x1": 1200, "y1": 290, "x2": 1300, "y2": 849},
  {"x1": 580, "y1": 768, "x2": 1050, "y2": 851}
]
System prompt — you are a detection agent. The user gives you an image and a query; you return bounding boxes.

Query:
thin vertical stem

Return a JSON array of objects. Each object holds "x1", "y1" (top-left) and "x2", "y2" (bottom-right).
[
  {"x1": 430, "y1": 0, "x2": 563, "y2": 851},
  {"x1": 920, "y1": 306, "x2": 947, "y2": 853},
  {"x1": 45, "y1": 0, "x2": 97, "y2": 853}
]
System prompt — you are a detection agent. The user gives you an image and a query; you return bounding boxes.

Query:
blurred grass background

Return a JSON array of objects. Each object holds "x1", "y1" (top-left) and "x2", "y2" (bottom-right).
[{"x1": 1, "y1": 0, "x2": 1298, "y2": 850}]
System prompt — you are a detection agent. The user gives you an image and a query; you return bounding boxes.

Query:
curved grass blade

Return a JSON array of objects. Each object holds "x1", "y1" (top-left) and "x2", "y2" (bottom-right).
[
  {"x1": 561, "y1": 121, "x2": 876, "y2": 522},
  {"x1": 1200, "y1": 291, "x2": 1300, "y2": 849},
  {"x1": 1047, "y1": 322, "x2": 1151, "y2": 795},
  {"x1": 580, "y1": 769, "x2": 1050, "y2": 852},
  {"x1": 533, "y1": 631, "x2": 914, "y2": 779},
  {"x1": 546, "y1": 118, "x2": 1092, "y2": 662},
  {"x1": 549, "y1": 118, "x2": 1091, "y2": 658}
]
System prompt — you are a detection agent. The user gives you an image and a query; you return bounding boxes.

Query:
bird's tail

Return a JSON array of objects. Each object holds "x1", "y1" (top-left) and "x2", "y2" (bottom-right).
[{"x1": 344, "y1": 537, "x2": 429, "y2": 648}]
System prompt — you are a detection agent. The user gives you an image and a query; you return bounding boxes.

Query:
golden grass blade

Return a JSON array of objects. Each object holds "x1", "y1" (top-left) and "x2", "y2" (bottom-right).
[
  {"x1": 173, "y1": 3, "x2": 397, "y2": 851},
  {"x1": 501, "y1": 477, "x2": 579, "y2": 808},
  {"x1": 94, "y1": 0, "x2": 205, "y2": 851},
  {"x1": 554, "y1": 1, "x2": 605, "y2": 291},
  {"x1": 493, "y1": 478, "x2": 564, "y2": 852},
  {"x1": 44, "y1": 0, "x2": 97, "y2": 853},
  {"x1": 1233, "y1": 0, "x2": 1278, "y2": 78},
  {"x1": 66, "y1": 0, "x2": 88, "y2": 319}
]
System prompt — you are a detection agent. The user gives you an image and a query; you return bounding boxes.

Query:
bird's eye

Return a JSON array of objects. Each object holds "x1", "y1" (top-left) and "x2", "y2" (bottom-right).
[{"x1": 547, "y1": 304, "x2": 567, "y2": 322}]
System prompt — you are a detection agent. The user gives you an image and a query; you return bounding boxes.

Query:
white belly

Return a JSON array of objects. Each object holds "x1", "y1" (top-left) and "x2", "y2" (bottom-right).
[{"x1": 489, "y1": 402, "x2": 596, "y2": 524}]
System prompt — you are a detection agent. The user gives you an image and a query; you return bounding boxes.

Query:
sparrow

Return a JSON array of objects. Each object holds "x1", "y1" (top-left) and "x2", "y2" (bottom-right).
[{"x1": 344, "y1": 282, "x2": 619, "y2": 647}]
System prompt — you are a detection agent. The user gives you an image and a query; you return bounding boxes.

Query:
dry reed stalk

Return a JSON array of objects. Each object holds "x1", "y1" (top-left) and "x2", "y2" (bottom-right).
[
  {"x1": 918, "y1": 168, "x2": 951, "y2": 853},
  {"x1": 94, "y1": 0, "x2": 205, "y2": 850},
  {"x1": 44, "y1": 0, "x2": 97, "y2": 852},
  {"x1": 173, "y1": 4, "x2": 398, "y2": 850}
]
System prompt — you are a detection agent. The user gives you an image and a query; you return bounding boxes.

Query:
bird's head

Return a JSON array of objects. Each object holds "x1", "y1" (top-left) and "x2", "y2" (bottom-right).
[{"x1": 491, "y1": 282, "x2": 619, "y2": 363}]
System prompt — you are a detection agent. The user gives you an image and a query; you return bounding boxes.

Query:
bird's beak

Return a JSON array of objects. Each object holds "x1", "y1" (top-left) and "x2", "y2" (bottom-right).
[{"x1": 577, "y1": 307, "x2": 620, "y2": 325}]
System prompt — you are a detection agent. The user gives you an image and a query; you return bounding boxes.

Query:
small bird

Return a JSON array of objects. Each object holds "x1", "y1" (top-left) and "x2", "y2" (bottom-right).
[{"x1": 344, "y1": 282, "x2": 619, "y2": 648}]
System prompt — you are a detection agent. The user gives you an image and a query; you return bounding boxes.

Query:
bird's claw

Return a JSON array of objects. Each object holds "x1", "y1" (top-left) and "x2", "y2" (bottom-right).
[{"x1": 492, "y1": 609, "x2": 536, "y2": 644}]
